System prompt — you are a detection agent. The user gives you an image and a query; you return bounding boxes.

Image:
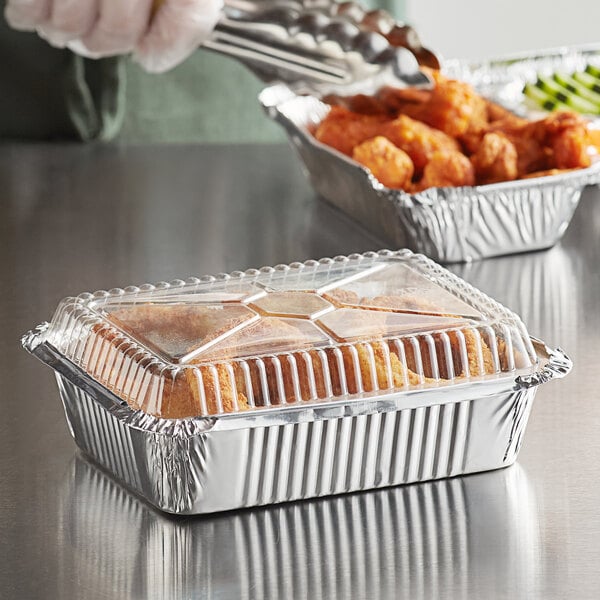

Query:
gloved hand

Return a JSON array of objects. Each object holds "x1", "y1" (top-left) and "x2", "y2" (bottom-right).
[{"x1": 4, "y1": 0, "x2": 223, "y2": 73}]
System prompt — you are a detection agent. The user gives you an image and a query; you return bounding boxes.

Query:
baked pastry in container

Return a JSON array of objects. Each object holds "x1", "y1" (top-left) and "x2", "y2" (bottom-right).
[{"x1": 23, "y1": 250, "x2": 571, "y2": 514}]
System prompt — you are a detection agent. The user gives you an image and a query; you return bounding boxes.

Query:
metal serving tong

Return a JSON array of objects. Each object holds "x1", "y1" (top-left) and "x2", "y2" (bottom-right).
[
  {"x1": 202, "y1": 0, "x2": 438, "y2": 95},
  {"x1": 204, "y1": 0, "x2": 436, "y2": 94}
]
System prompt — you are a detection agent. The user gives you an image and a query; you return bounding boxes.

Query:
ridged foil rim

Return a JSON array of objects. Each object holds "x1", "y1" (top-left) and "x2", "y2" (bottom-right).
[{"x1": 23, "y1": 326, "x2": 570, "y2": 437}]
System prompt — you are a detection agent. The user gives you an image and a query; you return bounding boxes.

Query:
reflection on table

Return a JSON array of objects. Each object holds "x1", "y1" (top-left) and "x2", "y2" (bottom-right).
[
  {"x1": 60, "y1": 455, "x2": 541, "y2": 600},
  {"x1": 451, "y1": 244, "x2": 578, "y2": 345}
]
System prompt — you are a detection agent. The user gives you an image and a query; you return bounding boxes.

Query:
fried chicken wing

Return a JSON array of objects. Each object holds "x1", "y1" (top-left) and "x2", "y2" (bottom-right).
[
  {"x1": 352, "y1": 136, "x2": 415, "y2": 189},
  {"x1": 471, "y1": 132, "x2": 518, "y2": 185},
  {"x1": 487, "y1": 118, "x2": 549, "y2": 176},
  {"x1": 549, "y1": 121, "x2": 591, "y2": 169},
  {"x1": 415, "y1": 150, "x2": 475, "y2": 190},
  {"x1": 383, "y1": 115, "x2": 460, "y2": 175},
  {"x1": 314, "y1": 106, "x2": 388, "y2": 156},
  {"x1": 489, "y1": 110, "x2": 591, "y2": 175},
  {"x1": 403, "y1": 78, "x2": 488, "y2": 140}
]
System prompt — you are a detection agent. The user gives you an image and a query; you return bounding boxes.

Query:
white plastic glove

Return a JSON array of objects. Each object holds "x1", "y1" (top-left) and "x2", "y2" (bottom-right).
[{"x1": 5, "y1": 0, "x2": 223, "y2": 73}]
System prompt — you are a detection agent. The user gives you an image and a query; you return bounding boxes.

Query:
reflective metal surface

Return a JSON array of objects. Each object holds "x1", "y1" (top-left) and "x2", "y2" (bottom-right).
[
  {"x1": 2, "y1": 143, "x2": 600, "y2": 598},
  {"x1": 205, "y1": 0, "x2": 433, "y2": 96}
]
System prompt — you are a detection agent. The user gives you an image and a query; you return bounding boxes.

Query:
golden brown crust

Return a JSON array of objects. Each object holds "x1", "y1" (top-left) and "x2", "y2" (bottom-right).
[
  {"x1": 413, "y1": 151, "x2": 475, "y2": 190},
  {"x1": 470, "y1": 132, "x2": 518, "y2": 185},
  {"x1": 382, "y1": 114, "x2": 461, "y2": 175},
  {"x1": 314, "y1": 106, "x2": 388, "y2": 156},
  {"x1": 352, "y1": 136, "x2": 415, "y2": 189},
  {"x1": 314, "y1": 78, "x2": 594, "y2": 187}
]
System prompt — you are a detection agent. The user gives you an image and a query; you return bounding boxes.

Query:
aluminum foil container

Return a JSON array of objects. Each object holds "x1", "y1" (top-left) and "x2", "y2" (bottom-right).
[
  {"x1": 260, "y1": 46, "x2": 600, "y2": 263},
  {"x1": 23, "y1": 250, "x2": 571, "y2": 515}
]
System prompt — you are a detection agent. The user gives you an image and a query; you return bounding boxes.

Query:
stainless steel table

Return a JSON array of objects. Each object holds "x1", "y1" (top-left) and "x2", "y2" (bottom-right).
[{"x1": 2, "y1": 143, "x2": 599, "y2": 600}]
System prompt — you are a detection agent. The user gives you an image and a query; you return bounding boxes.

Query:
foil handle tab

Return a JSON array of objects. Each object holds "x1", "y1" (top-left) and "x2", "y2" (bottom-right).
[
  {"x1": 515, "y1": 338, "x2": 572, "y2": 389},
  {"x1": 21, "y1": 322, "x2": 50, "y2": 355}
]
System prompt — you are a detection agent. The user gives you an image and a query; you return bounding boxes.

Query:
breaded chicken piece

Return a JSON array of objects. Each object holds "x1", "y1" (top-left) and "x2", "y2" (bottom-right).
[
  {"x1": 489, "y1": 110, "x2": 591, "y2": 176},
  {"x1": 352, "y1": 136, "x2": 415, "y2": 189},
  {"x1": 485, "y1": 117, "x2": 548, "y2": 177},
  {"x1": 530, "y1": 111, "x2": 591, "y2": 169},
  {"x1": 383, "y1": 115, "x2": 460, "y2": 175},
  {"x1": 399, "y1": 78, "x2": 488, "y2": 140},
  {"x1": 314, "y1": 106, "x2": 388, "y2": 156},
  {"x1": 550, "y1": 124, "x2": 592, "y2": 169},
  {"x1": 471, "y1": 132, "x2": 518, "y2": 185},
  {"x1": 414, "y1": 150, "x2": 475, "y2": 190}
]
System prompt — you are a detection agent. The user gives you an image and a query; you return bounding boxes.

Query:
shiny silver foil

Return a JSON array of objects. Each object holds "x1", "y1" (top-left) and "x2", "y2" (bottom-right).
[
  {"x1": 61, "y1": 455, "x2": 539, "y2": 598},
  {"x1": 23, "y1": 326, "x2": 570, "y2": 515},
  {"x1": 260, "y1": 46, "x2": 600, "y2": 263}
]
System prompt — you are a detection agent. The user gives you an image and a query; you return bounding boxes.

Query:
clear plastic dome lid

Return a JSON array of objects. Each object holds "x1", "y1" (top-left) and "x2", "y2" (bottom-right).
[{"x1": 46, "y1": 251, "x2": 537, "y2": 419}]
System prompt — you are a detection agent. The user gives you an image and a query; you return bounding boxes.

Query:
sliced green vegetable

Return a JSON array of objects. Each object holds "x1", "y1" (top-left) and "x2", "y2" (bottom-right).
[
  {"x1": 585, "y1": 64, "x2": 600, "y2": 79},
  {"x1": 573, "y1": 71, "x2": 600, "y2": 94},
  {"x1": 533, "y1": 76, "x2": 600, "y2": 114},
  {"x1": 524, "y1": 83, "x2": 571, "y2": 112},
  {"x1": 553, "y1": 72, "x2": 600, "y2": 108}
]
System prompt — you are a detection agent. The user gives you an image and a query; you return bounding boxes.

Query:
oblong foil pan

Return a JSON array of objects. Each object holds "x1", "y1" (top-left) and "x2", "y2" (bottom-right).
[
  {"x1": 23, "y1": 325, "x2": 570, "y2": 515},
  {"x1": 259, "y1": 67, "x2": 600, "y2": 263}
]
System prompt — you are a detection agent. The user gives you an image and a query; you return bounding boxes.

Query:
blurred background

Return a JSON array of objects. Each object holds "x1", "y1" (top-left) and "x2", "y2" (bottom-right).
[
  {"x1": 407, "y1": 0, "x2": 599, "y2": 60},
  {"x1": 2, "y1": 0, "x2": 598, "y2": 144}
]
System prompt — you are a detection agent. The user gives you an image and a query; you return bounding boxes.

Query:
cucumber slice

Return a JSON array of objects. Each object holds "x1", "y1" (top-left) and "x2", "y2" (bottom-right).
[
  {"x1": 553, "y1": 72, "x2": 600, "y2": 108},
  {"x1": 573, "y1": 71, "x2": 600, "y2": 94},
  {"x1": 585, "y1": 64, "x2": 600, "y2": 79},
  {"x1": 524, "y1": 83, "x2": 571, "y2": 112},
  {"x1": 533, "y1": 76, "x2": 600, "y2": 114}
]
